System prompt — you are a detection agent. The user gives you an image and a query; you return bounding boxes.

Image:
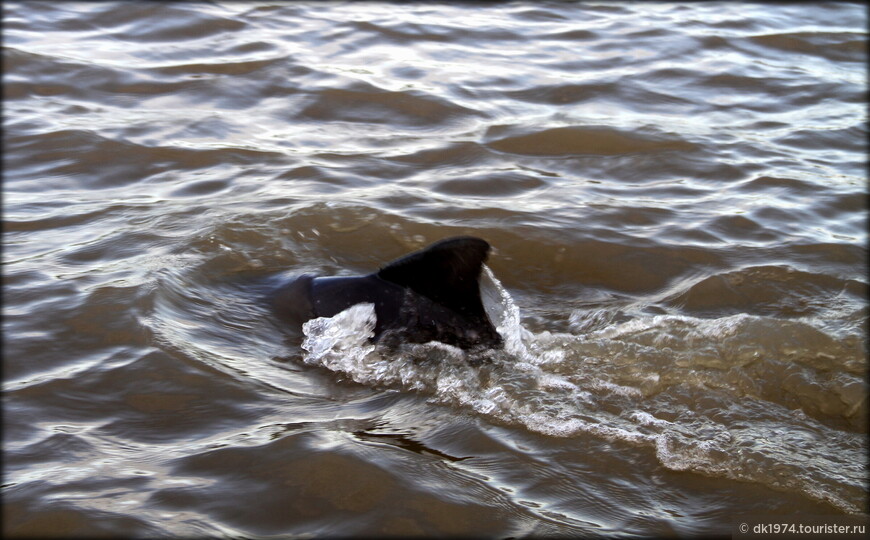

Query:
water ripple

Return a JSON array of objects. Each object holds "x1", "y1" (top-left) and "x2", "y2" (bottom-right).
[{"x1": 3, "y1": 1, "x2": 867, "y2": 536}]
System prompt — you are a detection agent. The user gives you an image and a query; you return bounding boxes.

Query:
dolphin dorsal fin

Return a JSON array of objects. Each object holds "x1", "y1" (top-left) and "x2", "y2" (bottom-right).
[{"x1": 376, "y1": 236, "x2": 491, "y2": 320}]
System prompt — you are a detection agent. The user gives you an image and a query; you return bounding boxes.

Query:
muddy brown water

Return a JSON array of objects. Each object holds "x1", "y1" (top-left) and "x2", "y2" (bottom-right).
[{"x1": 3, "y1": 2, "x2": 868, "y2": 537}]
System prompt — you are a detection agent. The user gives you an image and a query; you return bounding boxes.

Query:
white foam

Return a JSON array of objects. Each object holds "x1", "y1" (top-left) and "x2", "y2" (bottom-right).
[
  {"x1": 630, "y1": 411, "x2": 673, "y2": 427},
  {"x1": 297, "y1": 274, "x2": 866, "y2": 515},
  {"x1": 538, "y1": 373, "x2": 578, "y2": 392}
]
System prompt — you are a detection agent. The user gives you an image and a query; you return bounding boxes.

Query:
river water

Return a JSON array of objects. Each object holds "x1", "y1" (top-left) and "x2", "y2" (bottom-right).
[{"x1": 3, "y1": 1, "x2": 867, "y2": 537}]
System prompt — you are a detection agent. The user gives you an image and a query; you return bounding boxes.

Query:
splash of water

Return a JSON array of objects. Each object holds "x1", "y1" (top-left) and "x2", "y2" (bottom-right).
[{"x1": 299, "y1": 268, "x2": 867, "y2": 514}]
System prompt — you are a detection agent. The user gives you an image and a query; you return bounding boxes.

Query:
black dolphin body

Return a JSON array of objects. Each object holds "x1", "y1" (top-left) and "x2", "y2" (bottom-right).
[{"x1": 273, "y1": 236, "x2": 503, "y2": 350}]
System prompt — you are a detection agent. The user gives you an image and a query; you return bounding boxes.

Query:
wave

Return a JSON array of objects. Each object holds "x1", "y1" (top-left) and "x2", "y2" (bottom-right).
[{"x1": 299, "y1": 268, "x2": 867, "y2": 514}]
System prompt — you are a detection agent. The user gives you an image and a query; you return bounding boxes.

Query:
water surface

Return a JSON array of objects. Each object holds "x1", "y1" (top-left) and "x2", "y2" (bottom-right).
[{"x1": 3, "y1": 1, "x2": 868, "y2": 537}]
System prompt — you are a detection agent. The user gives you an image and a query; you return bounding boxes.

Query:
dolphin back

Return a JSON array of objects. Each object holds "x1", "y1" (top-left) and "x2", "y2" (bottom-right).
[{"x1": 275, "y1": 236, "x2": 503, "y2": 350}]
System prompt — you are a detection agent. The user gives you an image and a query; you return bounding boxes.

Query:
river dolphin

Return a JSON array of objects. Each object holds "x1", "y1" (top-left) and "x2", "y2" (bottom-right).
[{"x1": 273, "y1": 236, "x2": 503, "y2": 350}]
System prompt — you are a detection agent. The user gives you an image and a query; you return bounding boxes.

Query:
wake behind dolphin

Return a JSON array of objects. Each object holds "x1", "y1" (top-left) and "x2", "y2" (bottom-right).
[{"x1": 273, "y1": 236, "x2": 503, "y2": 350}]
